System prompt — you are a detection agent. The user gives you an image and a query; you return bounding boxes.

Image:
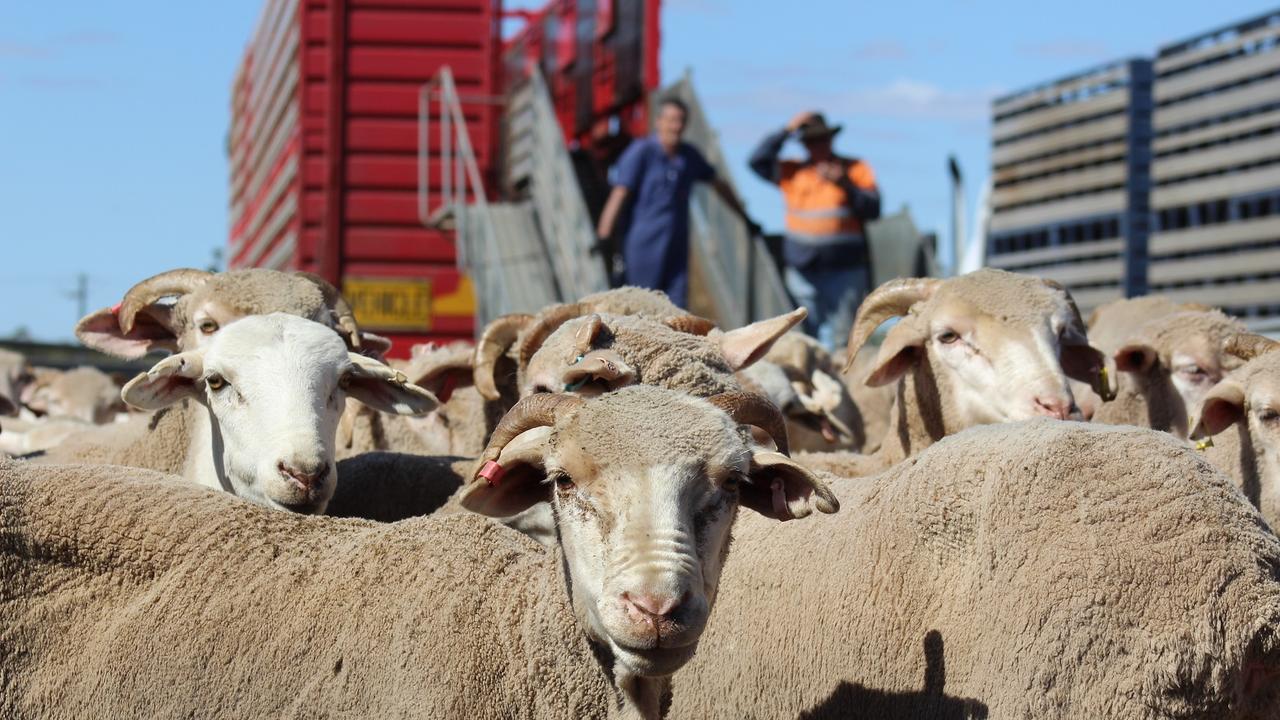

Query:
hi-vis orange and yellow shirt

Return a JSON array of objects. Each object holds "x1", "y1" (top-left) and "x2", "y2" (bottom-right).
[{"x1": 777, "y1": 159, "x2": 877, "y2": 244}]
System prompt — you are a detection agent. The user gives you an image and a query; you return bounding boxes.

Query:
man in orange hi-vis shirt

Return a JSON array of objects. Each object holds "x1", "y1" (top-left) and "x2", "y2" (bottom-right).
[{"x1": 749, "y1": 111, "x2": 881, "y2": 349}]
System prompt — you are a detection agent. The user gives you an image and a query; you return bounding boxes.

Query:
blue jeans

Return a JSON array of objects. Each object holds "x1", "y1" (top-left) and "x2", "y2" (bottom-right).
[{"x1": 784, "y1": 265, "x2": 869, "y2": 350}]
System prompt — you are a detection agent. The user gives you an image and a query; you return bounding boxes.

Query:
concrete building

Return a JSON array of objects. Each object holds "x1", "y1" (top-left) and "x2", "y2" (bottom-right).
[
  {"x1": 1149, "y1": 10, "x2": 1280, "y2": 331},
  {"x1": 987, "y1": 59, "x2": 1153, "y2": 314}
]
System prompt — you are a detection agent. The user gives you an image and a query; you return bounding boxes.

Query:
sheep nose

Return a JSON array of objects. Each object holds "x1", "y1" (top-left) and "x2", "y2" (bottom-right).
[
  {"x1": 1032, "y1": 395, "x2": 1071, "y2": 421},
  {"x1": 621, "y1": 592, "x2": 685, "y2": 624},
  {"x1": 277, "y1": 461, "x2": 329, "y2": 491}
]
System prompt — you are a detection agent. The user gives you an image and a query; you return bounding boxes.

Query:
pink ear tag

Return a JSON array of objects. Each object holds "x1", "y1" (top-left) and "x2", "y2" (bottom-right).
[
  {"x1": 478, "y1": 460, "x2": 506, "y2": 487},
  {"x1": 110, "y1": 302, "x2": 122, "y2": 316},
  {"x1": 771, "y1": 478, "x2": 792, "y2": 520}
]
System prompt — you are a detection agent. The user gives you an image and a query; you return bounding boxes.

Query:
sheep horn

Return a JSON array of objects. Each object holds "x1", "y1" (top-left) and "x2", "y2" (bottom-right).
[
  {"x1": 517, "y1": 303, "x2": 590, "y2": 370},
  {"x1": 1224, "y1": 333, "x2": 1280, "y2": 362},
  {"x1": 295, "y1": 272, "x2": 362, "y2": 349},
  {"x1": 842, "y1": 277, "x2": 940, "y2": 373},
  {"x1": 473, "y1": 313, "x2": 535, "y2": 401},
  {"x1": 478, "y1": 393, "x2": 585, "y2": 469},
  {"x1": 663, "y1": 315, "x2": 718, "y2": 336},
  {"x1": 706, "y1": 391, "x2": 791, "y2": 456},
  {"x1": 118, "y1": 269, "x2": 213, "y2": 334}
]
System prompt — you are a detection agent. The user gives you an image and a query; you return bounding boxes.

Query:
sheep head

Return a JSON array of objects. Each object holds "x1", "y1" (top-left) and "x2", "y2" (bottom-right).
[
  {"x1": 460, "y1": 386, "x2": 835, "y2": 681},
  {"x1": 20, "y1": 366, "x2": 124, "y2": 425},
  {"x1": 521, "y1": 308, "x2": 806, "y2": 399},
  {"x1": 1192, "y1": 333, "x2": 1280, "y2": 444},
  {"x1": 846, "y1": 269, "x2": 1107, "y2": 426},
  {"x1": 75, "y1": 268, "x2": 387, "y2": 359},
  {"x1": 121, "y1": 314, "x2": 437, "y2": 514}
]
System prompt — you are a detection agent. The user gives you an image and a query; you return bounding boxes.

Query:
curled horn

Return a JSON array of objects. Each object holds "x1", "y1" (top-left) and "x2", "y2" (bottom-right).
[
  {"x1": 477, "y1": 393, "x2": 585, "y2": 469},
  {"x1": 473, "y1": 313, "x2": 535, "y2": 401},
  {"x1": 1225, "y1": 333, "x2": 1280, "y2": 362},
  {"x1": 517, "y1": 303, "x2": 590, "y2": 370},
  {"x1": 842, "y1": 277, "x2": 941, "y2": 373},
  {"x1": 296, "y1": 272, "x2": 362, "y2": 349},
  {"x1": 118, "y1": 269, "x2": 213, "y2": 334},
  {"x1": 706, "y1": 391, "x2": 791, "y2": 456},
  {"x1": 663, "y1": 314, "x2": 718, "y2": 336}
]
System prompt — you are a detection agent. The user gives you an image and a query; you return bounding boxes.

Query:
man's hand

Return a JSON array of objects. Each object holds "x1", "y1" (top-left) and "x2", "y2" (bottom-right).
[
  {"x1": 786, "y1": 111, "x2": 818, "y2": 133},
  {"x1": 817, "y1": 159, "x2": 847, "y2": 183}
]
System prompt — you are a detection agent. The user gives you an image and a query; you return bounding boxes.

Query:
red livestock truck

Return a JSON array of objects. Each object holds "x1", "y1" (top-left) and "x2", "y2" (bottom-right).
[{"x1": 228, "y1": 0, "x2": 660, "y2": 357}]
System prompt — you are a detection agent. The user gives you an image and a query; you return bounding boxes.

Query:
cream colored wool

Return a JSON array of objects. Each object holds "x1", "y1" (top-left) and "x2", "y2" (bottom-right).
[
  {"x1": 754, "y1": 333, "x2": 868, "y2": 453},
  {"x1": 671, "y1": 420, "x2": 1280, "y2": 719},
  {"x1": 0, "y1": 461, "x2": 623, "y2": 719},
  {"x1": 32, "y1": 400, "x2": 194, "y2": 473}
]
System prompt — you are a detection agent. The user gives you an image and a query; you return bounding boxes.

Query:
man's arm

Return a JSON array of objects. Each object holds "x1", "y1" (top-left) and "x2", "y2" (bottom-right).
[
  {"x1": 597, "y1": 185, "x2": 630, "y2": 239},
  {"x1": 748, "y1": 111, "x2": 817, "y2": 183},
  {"x1": 710, "y1": 178, "x2": 760, "y2": 234},
  {"x1": 822, "y1": 161, "x2": 881, "y2": 222}
]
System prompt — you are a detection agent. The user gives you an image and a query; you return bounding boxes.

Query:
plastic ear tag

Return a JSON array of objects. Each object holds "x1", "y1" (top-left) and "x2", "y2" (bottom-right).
[
  {"x1": 1097, "y1": 366, "x2": 1117, "y2": 402},
  {"x1": 110, "y1": 302, "x2": 122, "y2": 316},
  {"x1": 1195, "y1": 437, "x2": 1214, "y2": 452},
  {"x1": 564, "y1": 379, "x2": 587, "y2": 392},
  {"x1": 478, "y1": 460, "x2": 506, "y2": 487}
]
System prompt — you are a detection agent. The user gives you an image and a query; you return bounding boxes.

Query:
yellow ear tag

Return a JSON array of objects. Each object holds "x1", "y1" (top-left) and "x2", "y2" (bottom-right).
[
  {"x1": 1195, "y1": 437, "x2": 1214, "y2": 451},
  {"x1": 1097, "y1": 366, "x2": 1117, "y2": 402}
]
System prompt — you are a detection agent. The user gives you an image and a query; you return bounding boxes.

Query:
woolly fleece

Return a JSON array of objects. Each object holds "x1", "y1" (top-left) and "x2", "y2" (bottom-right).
[
  {"x1": 672, "y1": 420, "x2": 1280, "y2": 719},
  {"x1": 0, "y1": 460, "x2": 627, "y2": 719}
]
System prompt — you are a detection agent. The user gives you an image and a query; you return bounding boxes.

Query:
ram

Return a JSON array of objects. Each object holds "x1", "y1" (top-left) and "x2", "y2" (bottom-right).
[
  {"x1": 801, "y1": 269, "x2": 1108, "y2": 477},
  {"x1": 0, "y1": 386, "x2": 835, "y2": 720},
  {"x1": 670, "y1": 420, "x2": 1280, "y2": 719}
]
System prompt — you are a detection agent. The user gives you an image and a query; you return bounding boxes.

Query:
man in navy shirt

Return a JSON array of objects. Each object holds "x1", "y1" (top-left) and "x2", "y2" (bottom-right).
[{"x1": 596, "y1": 97, "x2": 756, "y2": 309}]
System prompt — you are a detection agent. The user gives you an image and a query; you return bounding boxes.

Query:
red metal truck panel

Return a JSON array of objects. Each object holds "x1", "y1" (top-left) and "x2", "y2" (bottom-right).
[{"x1": 230, "y1": 0, "x2": 501, "y2": 356}]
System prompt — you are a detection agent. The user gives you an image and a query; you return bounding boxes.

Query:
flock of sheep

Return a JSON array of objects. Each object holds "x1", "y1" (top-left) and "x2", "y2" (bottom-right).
[{"x1": 3, "y1": 266, "x2": 1280, "y2": 719}]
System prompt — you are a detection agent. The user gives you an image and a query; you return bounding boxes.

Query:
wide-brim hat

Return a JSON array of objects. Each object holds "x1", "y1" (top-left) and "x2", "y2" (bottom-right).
[{"x1": 797, "y1": 113, "x2": 842, "y2": 141}]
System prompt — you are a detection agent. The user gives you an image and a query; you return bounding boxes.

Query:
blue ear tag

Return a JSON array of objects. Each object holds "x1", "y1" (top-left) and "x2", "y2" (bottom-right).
[{"x1": 564, "y1": 379, "x2": 587, "y2": 392}]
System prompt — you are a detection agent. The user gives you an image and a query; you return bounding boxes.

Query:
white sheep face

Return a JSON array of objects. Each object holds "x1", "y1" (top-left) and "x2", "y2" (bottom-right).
[
  {"x1": 460, "y1": 387, "x2": 837, "y2": 681},
  {"x1": 122, "y1": 314, "x2": 437, "y2": 514}
]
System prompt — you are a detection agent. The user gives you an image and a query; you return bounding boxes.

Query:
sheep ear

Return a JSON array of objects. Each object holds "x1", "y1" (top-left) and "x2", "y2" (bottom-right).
[
  {"x1": 865, "y1": 315, "x2": 927, "y2": 387},
  {"x1": 1058, "y1": 331, "x2": 1107, "y2": 387},
  {"x1": 719, "y1": 308, "x2": 808, "y2": 370},
  {"x1": 561, "y1": 349, "x2": 636, "y2": 394},
  {"x1": 344, "y1": 354, "x2": 439, "y2": 416},
  {"x1": 458, "y1": 426, "x2": 554, "y2": 517},
  {"x1": 742, "y1": 451, "x2": 840, "y2": 521},
  {"x1": 76, "y1": 306, "x2": 179, "y2": 360},
  {"x1": 121, "y1": 352, "x2": 204, "y2": 410},
  {"x1": 1114, "y1": 344, "x2": 1157, "y2": 373},
  {"x1": 1193, "y1": 380, "x2": 1246, "y2": 438}
]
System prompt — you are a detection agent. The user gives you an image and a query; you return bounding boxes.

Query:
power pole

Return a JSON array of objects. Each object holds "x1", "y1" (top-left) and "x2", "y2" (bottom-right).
[{"x1": 66, "y1": 273, "x2": 88, "y2": 322}]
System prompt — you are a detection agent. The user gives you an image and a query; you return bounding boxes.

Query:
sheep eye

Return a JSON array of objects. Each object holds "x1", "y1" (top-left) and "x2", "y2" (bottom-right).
[
  {"x1": 206, "y1": 374, "x2": 227, "y2": 391},
  {"x1": 936, "y1": 330, "x2": 960, "y2": 345},
  {"x1": 722, "y1": 474, "x2": 741, "y2": 490},
  {"x1": 1260, "y1": 409, "x2": 1280, "y2": 423},
  {"x1": 338, "y1": 372, "x2": 353, "y2": 390},
  {"x1": 553, "y1": 473, "x2": 576, "y2": 490},
  {"x1": 198, "y1": 319, "x2": 219, "y2": 335}
]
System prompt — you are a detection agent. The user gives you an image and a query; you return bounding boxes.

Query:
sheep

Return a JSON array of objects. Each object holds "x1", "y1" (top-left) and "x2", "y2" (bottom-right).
[
  {"x1": 74, "y1": 267, "x2": 385, "y2": 359},
  {"x1": 472, "y1": 285, "x2": 687, "y2": 403},
  {"x1": 669, "y1": 419, "x2": 1280, "y2": 719},
  {"x1": 1092, "y1": 309, "x2": 1245, "y2": 438},
  {"x1": 335, "y1": 341, "x2": 501, "y2": 459},
  {"x1": 800, "y1": 269, "x2": 1109, "y2": 477},
  {"x1": 1071, "y1": 295, "x2": 1215, "y2": 417},
  {"x1": 0, "y1": 386, "x2": 837, "y2": 719},
  {"x1": 112, "y1": 313, "x2": 436, "y2": 514},
  {"x1": 1192, "y1": 333, "x2": 1280, "y2": 529},
  {"x1": 741, "y1": 332, "x2": 867, "y2": 452},
  {"x1": 0, "y1": 348, "x2": 30, "y2": 417},
  {"x1": 832, "y1": 343, "x2": 896, "y2": 453},
  {"x1": 19, "y1": 365, "x2": 125, "y2": 425}
]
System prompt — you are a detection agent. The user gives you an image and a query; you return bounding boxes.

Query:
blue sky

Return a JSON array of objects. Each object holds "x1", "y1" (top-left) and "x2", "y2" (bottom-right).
[{"x1": 2, "y1": 1, "x2": 1276, "y2": 341}]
